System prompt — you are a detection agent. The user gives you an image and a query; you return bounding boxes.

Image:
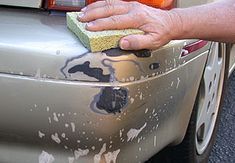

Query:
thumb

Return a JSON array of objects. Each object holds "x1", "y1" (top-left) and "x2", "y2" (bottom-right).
[{"x1": 119, "y1": 34, "x2": 159, "y2": 50}]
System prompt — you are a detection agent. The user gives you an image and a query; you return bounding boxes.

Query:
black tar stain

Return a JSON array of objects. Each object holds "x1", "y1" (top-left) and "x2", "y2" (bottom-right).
[
  {"x1": 149, "y1": 62, "x2": 160, "y2": 70},
  {"x1": 96, "y1": 87, "x2": 128, "y2": 114},
  {"x1": 68, "y1": 61, "x2": 110, "y2": 82},
  {"x1": 104, "y1": 48, "x2": 151, "y2": 58}
]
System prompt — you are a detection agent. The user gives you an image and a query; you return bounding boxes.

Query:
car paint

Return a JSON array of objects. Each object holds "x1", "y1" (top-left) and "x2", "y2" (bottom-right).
[
  {"x1": 0, "y1": 2, "x2": 233, "y2": 163},
  {"x1": 0, "y1": 0, "x2": 42, "y2": 8}
]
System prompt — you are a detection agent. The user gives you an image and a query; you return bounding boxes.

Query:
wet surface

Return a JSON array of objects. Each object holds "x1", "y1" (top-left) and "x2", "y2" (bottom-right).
[{"x1": 209, "y1": 71, "x2": 235, "y2": 163}]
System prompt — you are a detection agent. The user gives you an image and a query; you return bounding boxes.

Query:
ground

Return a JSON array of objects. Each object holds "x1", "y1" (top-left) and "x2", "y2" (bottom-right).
[{"x1": 209, "y1": 71, "x2": 235, "y2": 163}]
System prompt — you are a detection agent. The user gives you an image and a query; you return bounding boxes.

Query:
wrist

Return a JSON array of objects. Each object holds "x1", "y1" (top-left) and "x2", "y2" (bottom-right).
[{"x1": 167, "y1": 8, "x2": 188, "y2": 40}]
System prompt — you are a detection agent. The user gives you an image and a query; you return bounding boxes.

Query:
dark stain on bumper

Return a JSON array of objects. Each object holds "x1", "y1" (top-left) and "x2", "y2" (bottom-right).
[
  {"x1": 68, "y1": 61, "x2": 111, "y2": 82},
  {"x1": 91, "y1": 87, "x2": 128, "y2": 114},
  {"x1": 104, "y1": 48, "x2": 151, "y2": 58}
]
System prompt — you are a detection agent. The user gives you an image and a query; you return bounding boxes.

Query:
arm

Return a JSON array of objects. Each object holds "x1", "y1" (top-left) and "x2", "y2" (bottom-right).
[
  {"x1": 78, "y1": 0, "x2": 235, "y2": 50},
  {"x1": 173, "y1": 0, "x2": 235, "y2": 43}
]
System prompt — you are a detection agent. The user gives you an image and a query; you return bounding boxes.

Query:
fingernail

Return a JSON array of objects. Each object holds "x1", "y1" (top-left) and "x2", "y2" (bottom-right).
[
  {"x1": 120, "y1": 39, "x2": 130, "y2": 50},
  {"x1": 81, "y1": 7, "x2": 87, "y2": 12},
  {"x1": 86, "y1": 22, "x2": 94, "y2": 28},
  {"x1": 77, "y1": 12, "x2": 84, "y2": 19}
]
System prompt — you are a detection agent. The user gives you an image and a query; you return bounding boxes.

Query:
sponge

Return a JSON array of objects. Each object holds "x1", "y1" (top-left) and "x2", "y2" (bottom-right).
[{"x1": 66, "y1": 12, "x2": 144, "y2": 52}]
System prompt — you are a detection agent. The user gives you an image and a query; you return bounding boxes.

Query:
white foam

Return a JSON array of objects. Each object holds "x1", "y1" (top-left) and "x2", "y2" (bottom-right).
[
  {"x1": 38, "y1": 131, "x2": 45, "y2": 138},
  {"x1": 38, "y1": 151, "x2": 54, "y2": 163},
  {"x1": 127, "y1": 123, "x2": 147, "y2": 142},
  {"x1": 71, "y1": 122, "x2": 75, "y2": 132},
  {"x1": 68, "y1": 157, "x2": 74, "y2": 163},
  {"x1": 176, "y1": 77, "x2": 180, "y2": 89},
  {"x1": 104, "y1": 149, "x2": 120, "y2": 163},
  {"x1": 35, "y1": 69, "x2": 41, "y2": 78},
  {"x1": 145, "y1": 108, "x2": 148, "y2": 114},
  {"x1": 154, "y1": 135, "x2": 157, "y2": 147},
  {"x1": 94, "y1": 143, "x2": 106, "y2": 163},
  {"x1": 74, "y1": 148, "x2": 89, "y2": 159},
  {"x1": 53, "y1": 112, "x2": 59, "y2": 122},
  {"x1": 51, "y1": 133, "x2": 61, "y2": 144}
]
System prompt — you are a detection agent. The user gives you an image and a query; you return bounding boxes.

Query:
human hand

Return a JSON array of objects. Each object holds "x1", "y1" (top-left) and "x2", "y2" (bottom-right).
[{"x1": 78, "y1": 0, "x2": 182, "y2": 50}]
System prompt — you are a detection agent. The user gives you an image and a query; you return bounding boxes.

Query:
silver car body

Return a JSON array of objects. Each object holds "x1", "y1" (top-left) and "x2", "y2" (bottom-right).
[{"x1": 0, "y1": 1, "x2": 234, "y2": 163}]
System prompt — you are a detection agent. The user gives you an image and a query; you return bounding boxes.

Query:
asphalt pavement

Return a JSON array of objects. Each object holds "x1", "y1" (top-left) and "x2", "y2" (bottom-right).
[{"x1": 209, "y1": 71, "x2": 235, "y2": 163}]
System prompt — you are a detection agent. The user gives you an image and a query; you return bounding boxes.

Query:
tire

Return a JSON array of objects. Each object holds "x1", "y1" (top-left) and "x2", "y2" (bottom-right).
[{"x1": 148, "y1": 43, "x2": 229, "y2": 163}]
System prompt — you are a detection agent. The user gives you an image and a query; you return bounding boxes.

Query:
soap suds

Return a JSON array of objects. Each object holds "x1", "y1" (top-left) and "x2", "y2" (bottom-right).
[
  {"x1": 127, "y1": 123, "x2": 147, "y2": 142},
  {"x1": 176, "y1": 77, "x2": 180, "y2": 89},
  {"x1": 68, "y1": 157, "x2": 75, "y2": 163},
  {"x1": 130, "y1": 98, "x2": 134, "y2": 104},
  {"x1": 154, "y1": 135, "x2": 157, "y2": 147},
  {"x1": 104, "y1": 149, "x2": 120, "y2": 163},
  {"x1": 71, "y1": 122, "x2": 76, "y2": 132},
  {"x1": 94, "y1": 143, "x2": 106, "y2": 163},
  {"x1": 145, "y1": 108, "x2": 148, "y2": 114},
  {"x1": 74, "y1": 148, "x2": 89, "y2": 159},
  {"x1": 35, "y1": 69, "x2": 41, "y2": 78},
  {"x1": 53, "y1": 112, "x2": 59, "y2": 122},
  {"x1": 51, "y1": 133, "x2": 61, "y2": 144},
  {"x1": 61, "y1": 133, "x2": 66, "y2": 138},
  {"x1": 38, "y1": 131, "x2": 45, "y2": 138},
  {"x1": 39, "y1": 151, "x2": 54, "y2": 163}
]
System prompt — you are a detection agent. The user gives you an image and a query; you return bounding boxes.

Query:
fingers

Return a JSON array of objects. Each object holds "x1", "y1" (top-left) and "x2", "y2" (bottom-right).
[
  {"x1": 81, "y1": 0, "x2": 125, "y2": 12},
  {"x1": 119, "y1": 34, "x2": 164, "y2": 50},
  {"x1": 86, "y1": 14, "x2": 142, "y2": 31},
  {"x1": 79, "y1": 5, "x2": 130, "y2": 22},
  {"x1": 81, "y1": 1, "x2": 106, "y2": 12}
]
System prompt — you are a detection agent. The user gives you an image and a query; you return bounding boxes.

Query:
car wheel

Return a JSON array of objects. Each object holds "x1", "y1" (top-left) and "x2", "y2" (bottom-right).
[{"x1": 148, "y1": 42, "x2": 228, "y2": 163}]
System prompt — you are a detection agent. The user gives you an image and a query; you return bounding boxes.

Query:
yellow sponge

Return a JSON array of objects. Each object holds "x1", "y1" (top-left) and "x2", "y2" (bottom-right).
[{"x1": 66, "y1": 12, "x2": 144, "y2": 52}]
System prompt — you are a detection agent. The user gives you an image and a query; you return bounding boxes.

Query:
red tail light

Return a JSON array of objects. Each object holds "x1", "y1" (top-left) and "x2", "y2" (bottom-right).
[{"x1": 47, "y1": 0, "x2": 175, "y2": 11}]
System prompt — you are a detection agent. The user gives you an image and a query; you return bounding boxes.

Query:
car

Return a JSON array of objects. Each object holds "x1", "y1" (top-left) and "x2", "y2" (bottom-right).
[{"x1": 0, "y1": 0, "x2": 234, "y2": 163}]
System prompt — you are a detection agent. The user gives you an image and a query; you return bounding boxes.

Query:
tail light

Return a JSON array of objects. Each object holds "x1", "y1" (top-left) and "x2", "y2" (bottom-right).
[{"x1": 47, "y1": 0, "x2": 175, "y2": 11}]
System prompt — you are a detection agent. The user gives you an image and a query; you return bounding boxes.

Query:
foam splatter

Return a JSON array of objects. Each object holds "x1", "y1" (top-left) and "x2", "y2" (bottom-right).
[
  {"x1": 127, "y1": 123, "x2": 147, "y2": 142},
  {"x1": 94, "y1": 143, "x2": 106, "y2": 163},
  {"x1": 38, "y1": 151, "x2": 54, "y2": 163},
  {"x1": 104, "y1": 149, "x2": 120, "y2": 163}
]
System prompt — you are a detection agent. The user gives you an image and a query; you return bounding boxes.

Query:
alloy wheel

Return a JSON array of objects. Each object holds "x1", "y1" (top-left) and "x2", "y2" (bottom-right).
[{"x1": 195, "y1": 43, "x2": 225, "y2": 155}]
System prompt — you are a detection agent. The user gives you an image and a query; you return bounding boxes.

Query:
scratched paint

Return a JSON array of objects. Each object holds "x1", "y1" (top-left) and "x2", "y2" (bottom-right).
[
  {"x1": 39, "y1": 151, "x2": 54, "y2": 163},
  {"x1": 104, "y1": 149, "x2": 121, "y2": 163},
  {"x1": 127, "y1": 123, "x2": 147, "y2": 142},
  {"x1": 94, "y1": 143, "x2": 106, "y2": 163}
]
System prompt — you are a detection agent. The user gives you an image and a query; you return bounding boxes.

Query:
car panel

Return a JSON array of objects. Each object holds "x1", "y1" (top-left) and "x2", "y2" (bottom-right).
[
  {"x1": 0, "y1": 3, "x2": 227, "y2": 163},
  {"x1": 0, "y1": 8, "x2": 211, "y2": 84},
  {"x1": 0, "y1": 0, "x2": 42, "y2": 8},
  {"x1": 0, "y1": 48, "x2": 208, "y2": 162}
]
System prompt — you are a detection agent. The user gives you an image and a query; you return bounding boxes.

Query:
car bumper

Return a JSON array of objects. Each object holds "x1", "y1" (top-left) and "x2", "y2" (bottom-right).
[{"x1": 0, "y1": 7, "x2": 210, "y2": 163}]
